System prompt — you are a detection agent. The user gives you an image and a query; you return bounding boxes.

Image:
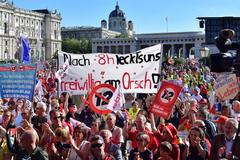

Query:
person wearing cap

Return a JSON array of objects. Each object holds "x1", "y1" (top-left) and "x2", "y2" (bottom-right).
[
  {"x1": 213, "y1": 116, "x2": 228, "y2": 134},
  {"x1": 150, "y1": 114, "x2": 180, "y2": 160},
  {"x1": 211, "y1": 118, "x2": 240, "y2": 159}
]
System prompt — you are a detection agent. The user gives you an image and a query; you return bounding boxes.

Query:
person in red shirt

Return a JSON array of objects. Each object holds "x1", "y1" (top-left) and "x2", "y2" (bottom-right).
[
  {"x1": 150, "y1": 113, "x2": 180, "y2": 160},
  {"x1": 123, "y1": 114, "x2": 158, "y2": 153}
]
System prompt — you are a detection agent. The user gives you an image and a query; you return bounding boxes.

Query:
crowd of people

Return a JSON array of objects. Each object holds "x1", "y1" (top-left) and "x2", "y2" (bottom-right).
[{"x1": 0, "y1": 59, "x2": 240, "y2": 160}]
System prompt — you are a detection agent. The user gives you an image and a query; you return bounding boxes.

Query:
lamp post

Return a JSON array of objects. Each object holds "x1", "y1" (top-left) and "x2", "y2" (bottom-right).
[{"x1": 199, "y1": 47, "x2": 210, "y2": 66}]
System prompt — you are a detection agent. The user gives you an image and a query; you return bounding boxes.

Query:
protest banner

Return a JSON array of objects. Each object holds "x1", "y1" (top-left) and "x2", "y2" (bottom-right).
[
  {"x1": 214, "y1": 73, "x2": 239, "y2": 101},
  {"x1": 0, "y1": 64, "x2": 36, "y2": 101},
  {"x1": 151, "y1": 81, "x2": 182, "y2": 119},
  {"x1": 58, "y1": 44, "x2": 162, "y2": 95}
]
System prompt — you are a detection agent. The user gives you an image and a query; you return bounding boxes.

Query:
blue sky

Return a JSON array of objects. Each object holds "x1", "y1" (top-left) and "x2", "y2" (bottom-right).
[{"x1": 13, "y1": 0, "x2": 240, "y2": 34}]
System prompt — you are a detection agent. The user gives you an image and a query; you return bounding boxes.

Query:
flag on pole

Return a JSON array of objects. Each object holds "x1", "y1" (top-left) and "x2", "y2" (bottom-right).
[
  {"x1": 70, "y1": 117, "x2": 85, "y2": 128},
  {"x1": 21, "y1": 34, "x2": 31, "y2": 64},
  {"x1": 35, "y1": 79, "x2": 43, "y2": 102},
  {"x1": 106, "y1": 84, "x2": 125, "y2": 112},
  {"x1": 55, "y1": 60, "x2": 69, "y2": 82}
]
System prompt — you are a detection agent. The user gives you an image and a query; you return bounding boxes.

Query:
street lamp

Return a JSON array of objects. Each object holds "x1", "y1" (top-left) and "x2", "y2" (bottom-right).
[{"x1": 199, "y1": 46, "x2": 210, "y2": 66}]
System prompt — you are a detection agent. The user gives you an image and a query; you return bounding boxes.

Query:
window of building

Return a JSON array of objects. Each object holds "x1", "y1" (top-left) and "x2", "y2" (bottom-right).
[
  {"x1": 118, "y1": 45, "x2": 123, "y2": 54},
  {"x1": 111, "y1": 46, "x2": 116, "y2": 53},
  {"x1": 4, "y1": 23, "x2": 8, "y2": 34},
  {"x1": 113, "y1": 21, "x2": 116, "y2": 27},
  {"x1": 54, "y1": 30, "x2": 57, "y2": 39},
  {"x1": 125, "y1": 45, "x2": 130, "y2": 53},
  {"x1": 104, "y1": 46, "x2": 109, "y2": 53},
  {"x1": 5, "y1": 40, "x2": 8, "y2": 45},
  {"x1": 97, "y1": 46, "x2": 102, "y2": 52}
]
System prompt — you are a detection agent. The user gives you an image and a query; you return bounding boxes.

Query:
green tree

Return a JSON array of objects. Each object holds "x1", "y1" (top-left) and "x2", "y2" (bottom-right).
[
  {"x1": 62, "y1": 38, "x2": 92, "y2": 54},
  {"x1": 116, "y1": 34, "x2": 129, "y2": 38}
]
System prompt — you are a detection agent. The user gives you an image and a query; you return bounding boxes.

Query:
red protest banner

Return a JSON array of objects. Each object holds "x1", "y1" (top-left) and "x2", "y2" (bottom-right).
[{"x1": 151, "y1": 81, "x2": 182, "y2": 119}]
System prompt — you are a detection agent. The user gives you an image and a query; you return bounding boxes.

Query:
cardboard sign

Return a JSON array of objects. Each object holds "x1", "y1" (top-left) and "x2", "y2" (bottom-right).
[
  {"x1": 214, "y1": 74, "x2": 239, "y2": 101},
  {"x1": 88, "y1": 84, "x2": 115, "y2": 114},
  {"x1": 151, "y1": 81, "x2": 182, "y2": 119}
]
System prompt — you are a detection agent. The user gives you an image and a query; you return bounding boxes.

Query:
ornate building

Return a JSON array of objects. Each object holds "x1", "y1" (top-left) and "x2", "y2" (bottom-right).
[
  {"x1": 61, "y1": 2, "x2": 134, "y2": 41},
  {"x1": 0, "y1": 1, "x2": 62, "y2": 61},
  {"x1": 92, "y1": 3, "x2": 205, "y2": 58}
]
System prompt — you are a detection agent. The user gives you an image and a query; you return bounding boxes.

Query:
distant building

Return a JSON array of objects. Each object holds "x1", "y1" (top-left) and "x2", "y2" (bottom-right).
[
  {"x1": 92, "y1": 32, "x2": 205, "y2": 58},
  {"x1": 0, "y1": 1, "x2": 62, "y2": 61},
  {"x1": 61, "y1": 2, "x2": 134, "y2": 41},
  {"x1": 92, "y1": 3, "x2": 205, "y2": 58},
  {"x1": 61, "y1": 26, "x2": 121, "y2": 40},
  {"x1": 197, "y1": 16, "x2": 240, "y2": 53}
]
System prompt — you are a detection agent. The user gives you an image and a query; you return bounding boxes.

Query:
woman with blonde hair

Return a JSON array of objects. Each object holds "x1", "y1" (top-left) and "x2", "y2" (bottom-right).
[{"x1": 50, "y1": 127, "x2": 72, "y2": 160}]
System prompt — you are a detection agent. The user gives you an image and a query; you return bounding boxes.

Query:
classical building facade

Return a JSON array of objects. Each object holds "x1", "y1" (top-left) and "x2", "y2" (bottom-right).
[
  {"x1": 92, "y1": 32, "x2": 205, "y2": 58},
  {"x1": 91, "y1": 3, "x2": 205, "y2": 58},
  {"x1": 0, "y1": 1, "x2": 62, "y2": 61},
  {"x1": 61, "y1": 26, "x2": 121, "y2": 40},
  {"x1": 61, "y1": 3, "x2": 134, "y2": 41}
]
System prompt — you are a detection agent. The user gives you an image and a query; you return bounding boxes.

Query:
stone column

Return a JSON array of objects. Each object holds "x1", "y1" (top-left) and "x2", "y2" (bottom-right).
[
  {"x1": 183, "y1": 44, "x2": 186, "y2": 58},
  {"x1": 171, "y1": 44, "x2": 174, "y2": 56}
]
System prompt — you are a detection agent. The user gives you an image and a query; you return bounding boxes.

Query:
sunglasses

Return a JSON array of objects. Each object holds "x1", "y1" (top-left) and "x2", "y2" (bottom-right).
[
  {"x1": 21, "y1": 113, "x2": 27, "y2": 115},
  {"x1": 55, "y1": 142, "x2": 71, "y2": 149},
  {"x1": 91, "y1": 123, "x2": 98, "y2": 127},
  {"x1": 91, "y1": 143, "x2": 103, "y2": 148}
]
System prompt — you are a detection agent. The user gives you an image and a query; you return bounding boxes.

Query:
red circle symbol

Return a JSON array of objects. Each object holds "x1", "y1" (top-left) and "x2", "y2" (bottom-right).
[{"x1": 88, "y1": 84, "x2": 116, "y2": 114}]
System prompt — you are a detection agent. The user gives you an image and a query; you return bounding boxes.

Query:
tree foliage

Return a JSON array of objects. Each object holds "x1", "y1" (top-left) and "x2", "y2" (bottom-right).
[{"x1": 62, "y1": 38, "x2": 92, "y2": 54}]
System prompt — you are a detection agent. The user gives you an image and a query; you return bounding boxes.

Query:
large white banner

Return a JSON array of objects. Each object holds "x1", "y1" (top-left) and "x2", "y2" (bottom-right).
[{"x1": 58, "y1": 44, "x2": 162, "y2": 95}]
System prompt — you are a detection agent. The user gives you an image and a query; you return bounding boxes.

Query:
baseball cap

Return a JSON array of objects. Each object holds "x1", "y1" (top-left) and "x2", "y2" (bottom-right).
[{"x1": 213, "y1": 116, "x2": 228, "y2": 124}]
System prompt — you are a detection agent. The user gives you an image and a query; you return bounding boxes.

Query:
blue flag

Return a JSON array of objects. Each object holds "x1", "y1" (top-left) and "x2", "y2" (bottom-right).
[{"x1": 22, "y1": 35, "x2": 31, "y2": 64}]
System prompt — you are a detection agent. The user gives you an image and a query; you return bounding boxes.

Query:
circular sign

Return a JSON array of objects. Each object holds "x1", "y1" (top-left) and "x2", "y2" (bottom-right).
[
  {"x1": 88, "y1": 84, "x2": 116, "y2": 114},
  {"x1": 159, "y1": 87, "x2": 176, "y2": 104}
]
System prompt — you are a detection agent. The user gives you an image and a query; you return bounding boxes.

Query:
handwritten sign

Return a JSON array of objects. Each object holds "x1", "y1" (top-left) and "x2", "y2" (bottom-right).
[
  {"x1": 214, "y1": 73, "x2": 239, "y2": 101},
  {"x1": 58, "y1": 44, "x2": 162, "y2": 95}
]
